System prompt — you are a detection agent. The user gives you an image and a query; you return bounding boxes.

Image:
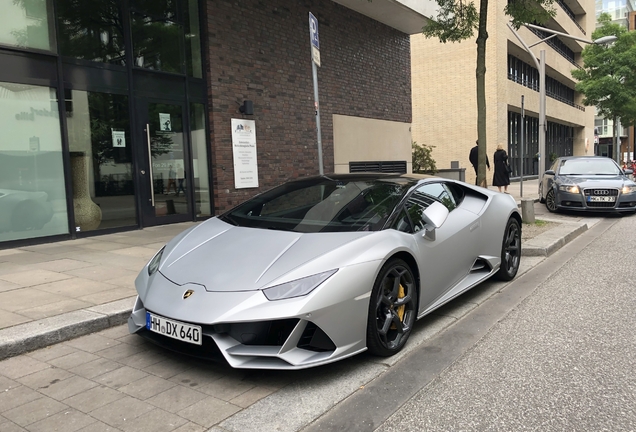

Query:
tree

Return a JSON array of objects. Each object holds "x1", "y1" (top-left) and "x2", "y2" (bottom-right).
[
  {"x1": 571, "y1": 13, "x2": 636, "y2": 162},
  {"x1": 422, "y1": 0, "x2": 555, "y2": 186}
]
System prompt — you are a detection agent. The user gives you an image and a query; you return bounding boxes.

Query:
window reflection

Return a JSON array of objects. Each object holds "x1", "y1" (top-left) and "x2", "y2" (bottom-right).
[
  {"x1": 0, "y1": 0, "x2": 55, "y2": 51},
  {"x1": 57, "y1": 0, "x2": 126, "y2": 65},
  {"x1": 131, "y1": 0, "x2": 185, "y2": 74},
  {"x1": 0, "y1": 82, "x2": 68, "y2": 242},
  {"x1": 66, "y1": 90, "x2": 136, "y2": 231},
  {"x1": 190, "y1": 103, "x2": 210, "y2": 215},
  {"x1": 184, "y1": 0, "x2": 202, "y2": 78}
]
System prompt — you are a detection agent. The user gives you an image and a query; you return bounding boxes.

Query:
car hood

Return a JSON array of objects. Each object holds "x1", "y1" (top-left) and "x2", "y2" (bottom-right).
[
  {"x1": 558, "y1": 175, "x2": 631, "y2": 187},
  {"x1": 158, "y1": 218, "x2": 370, "y2": 292}
]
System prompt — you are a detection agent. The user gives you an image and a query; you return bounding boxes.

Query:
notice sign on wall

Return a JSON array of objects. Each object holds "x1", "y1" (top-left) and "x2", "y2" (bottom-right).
[{"x1": 231, "y1": 119, "x2": 258, "y2": 189}]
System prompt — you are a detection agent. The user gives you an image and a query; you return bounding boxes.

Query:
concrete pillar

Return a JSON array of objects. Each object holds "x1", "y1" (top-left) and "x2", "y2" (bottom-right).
[{"x1": 521, "y1": 199, "x2": 535, "y2": 224}]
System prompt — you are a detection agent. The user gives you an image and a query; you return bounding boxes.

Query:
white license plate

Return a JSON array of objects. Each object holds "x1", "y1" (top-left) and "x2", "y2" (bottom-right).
[
  {"x1": 146, "y1": 312, "x2": 202, "y2": 345},
  {"x1": 588, "y1": 196, "x2": 615, "y2": 202}
]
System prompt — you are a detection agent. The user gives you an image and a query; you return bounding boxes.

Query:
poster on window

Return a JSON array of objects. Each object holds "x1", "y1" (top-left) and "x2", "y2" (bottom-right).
[
  {"x1": 112, "y1": 130, "x2": 126, "y2": 147},
  {"x1": 231, "y1": 119, "x2": 258, "y2": 189},
  {"x1": 159, "y1": 113, "x2": 172, "y2": 131}
]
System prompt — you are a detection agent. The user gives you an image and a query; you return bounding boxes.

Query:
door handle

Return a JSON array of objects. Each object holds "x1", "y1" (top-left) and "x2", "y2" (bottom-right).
[{"x1": 145, "y1": 124, "x2": 155, "y2": 207}]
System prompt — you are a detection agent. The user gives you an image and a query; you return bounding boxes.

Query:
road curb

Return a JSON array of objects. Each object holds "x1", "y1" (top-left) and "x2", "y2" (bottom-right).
[
  {"x1": 522, "y1": 223, "x2": 588, "y2": 257},
  {"x1": 0, "y1": 297, "x2": 134, "y2": 361}
]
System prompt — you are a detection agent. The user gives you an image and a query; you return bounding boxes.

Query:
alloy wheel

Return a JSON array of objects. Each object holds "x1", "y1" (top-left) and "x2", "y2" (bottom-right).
[
  {"x1": 546, "y1": 189, "x2": 557, "y2": 212},
  {"x1": 367, "y1": 259, "x2": 417, "y2": 356}
]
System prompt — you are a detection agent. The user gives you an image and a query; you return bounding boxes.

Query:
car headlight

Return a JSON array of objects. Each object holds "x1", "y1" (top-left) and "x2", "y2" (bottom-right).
[
  {"x1": 622, "y1": 185, "x2": 636, "y2": 194},
  {"x1": 148, "y1": 247, "x2": 165, "y2": 276},
  {"x1": 558, "y1": 185, "x2": 579, "y2": 193},
  {"x1": 263, "y1": 269, "x2": 338, "y2": 301}
]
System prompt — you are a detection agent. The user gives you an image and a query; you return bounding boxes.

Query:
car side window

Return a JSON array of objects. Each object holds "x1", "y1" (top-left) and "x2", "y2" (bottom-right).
[
  {"x1": 391, "y1": 209, "x2": 412, "y2": 233},
  {"x1": 416, "y1": 183, "x2": 457, "y2": 211}
]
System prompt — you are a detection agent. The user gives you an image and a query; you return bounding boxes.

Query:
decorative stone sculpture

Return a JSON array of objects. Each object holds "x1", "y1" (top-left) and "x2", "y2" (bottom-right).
[{"x1": 70, "y1": 152, "x2": 102, "y2": 231}]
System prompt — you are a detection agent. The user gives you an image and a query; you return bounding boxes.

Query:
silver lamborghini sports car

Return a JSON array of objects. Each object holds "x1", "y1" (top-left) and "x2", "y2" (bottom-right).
[
  {"x1": 539, "y1": 156, "x2": 636, "y2": 214},
  {"x1": 129, "y1": 174, "x2": 522, "y2": 369}
]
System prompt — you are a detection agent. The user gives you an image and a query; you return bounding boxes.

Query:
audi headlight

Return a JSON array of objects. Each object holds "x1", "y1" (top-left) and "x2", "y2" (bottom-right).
[
  {"x1": 147, "y1": 247, "x2": 165, "y2": 276},
  {"x1": 263, "y1": 269, "x2": 338, "y2": 301},
  {"x1": 559, "y1": 185, "x2": 579, "y2": 193},
  {"x1": 622, "y1": 185, "x2": 636, "y2": 194}
]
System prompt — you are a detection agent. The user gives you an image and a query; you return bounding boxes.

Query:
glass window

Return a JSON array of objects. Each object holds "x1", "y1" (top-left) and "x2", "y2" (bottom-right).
[
  {"x1": 0, "y1": 0, "x2": 55, "y2": 51},
  {"x1": 56, "y1": 0, "x2": 126, "y2": 65},
  {"x1": 184, "y1": 0, "x2": 202, "y2": 78},
  {"x1": 131, "y1": 0, "x2": 185, "y2": 74},
  {"x1": 403, "y1": 182, "x2": 456, "y2": 234},
  {"x1": 66, "y1": 90, "x2": 136, "y2": 231},
  {"x1": 190, "y1": 103, "x2": 210, "y2": 215},
  {"x1": 221, "y1": 178, "x2": 409, "y2": 233},
  {"x1": 0, "y1": 82, "x2": 68, "y2": 242}
]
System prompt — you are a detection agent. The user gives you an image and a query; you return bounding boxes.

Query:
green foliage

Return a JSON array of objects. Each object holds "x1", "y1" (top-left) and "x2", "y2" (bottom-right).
[
  {"x1": 422, "y1": 0, "x2": 556, "y2": 43},
  {"x1": 571, "y1": 13, "x2": 636, "y2": 128},
  {"x1": 412, "y1": 142, "x2": 437, "y2": 174}
]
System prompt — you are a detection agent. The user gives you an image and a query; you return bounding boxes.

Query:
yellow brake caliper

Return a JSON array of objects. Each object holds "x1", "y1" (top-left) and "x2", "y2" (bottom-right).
[{"x1": 390, "y1": 284, "x2": 406, "y2": 329}]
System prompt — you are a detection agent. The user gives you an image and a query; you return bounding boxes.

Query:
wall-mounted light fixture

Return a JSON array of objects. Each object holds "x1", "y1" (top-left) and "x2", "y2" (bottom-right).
[{"x1": 239, "y1": 100, "x2": 254, "y2": 115}]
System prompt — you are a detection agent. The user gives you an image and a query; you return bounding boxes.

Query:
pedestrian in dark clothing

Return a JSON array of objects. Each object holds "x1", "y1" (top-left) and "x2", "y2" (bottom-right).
[
  {"x1": 469, "y1": 140, "x2": 490, "y2": 186},
  {"x1": 493, "y1": 143, "x2": 511, "y2": 193}
]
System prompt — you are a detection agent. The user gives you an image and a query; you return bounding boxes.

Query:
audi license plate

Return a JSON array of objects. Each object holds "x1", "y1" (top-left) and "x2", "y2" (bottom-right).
[
  {"x1": 588, "y1": 196, "x2": 615, "y2": 202},
  {"x1": 146, "y1": 312, "x2": 202, "y2": 345}
]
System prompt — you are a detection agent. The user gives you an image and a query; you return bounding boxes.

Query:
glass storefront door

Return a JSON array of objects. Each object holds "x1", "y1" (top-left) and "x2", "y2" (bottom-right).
[{"x1": 137, "y1": 99, "x2": 193, "y2": 226}]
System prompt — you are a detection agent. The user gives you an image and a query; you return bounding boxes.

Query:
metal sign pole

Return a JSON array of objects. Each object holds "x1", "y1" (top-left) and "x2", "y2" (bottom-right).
[
  {"x1": 309, "y1": 12, "x2": 324, "y2": 175},
  {"x1": 520, "y1": 95, "x2": 524, "y2": 198}
]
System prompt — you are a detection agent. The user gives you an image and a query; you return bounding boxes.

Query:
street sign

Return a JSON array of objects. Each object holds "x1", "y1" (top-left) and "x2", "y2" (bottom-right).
[
  {"x1": 309, "y1": 12, "x2": 321, "y2": 67},
  {"x1": 309, "y1": 12, "x2": 319, "y2": 49}
]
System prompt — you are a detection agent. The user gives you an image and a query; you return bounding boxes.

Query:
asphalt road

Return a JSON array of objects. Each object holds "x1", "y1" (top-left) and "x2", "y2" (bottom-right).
[{"x1": 361, "y1": 213, "x2": 636, "y2": 431}]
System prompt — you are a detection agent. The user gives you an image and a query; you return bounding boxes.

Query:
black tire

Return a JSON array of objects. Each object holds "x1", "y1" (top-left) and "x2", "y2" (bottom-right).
[
  {"x1": 545, "y1": 188, "x2": 558, "y2": 213},
  {"x1": 366, "y1": 258, "x2": 418, "y2": 357},
  {"x1": 494, "y1": 217, "x2": 521, "y2": 281}
]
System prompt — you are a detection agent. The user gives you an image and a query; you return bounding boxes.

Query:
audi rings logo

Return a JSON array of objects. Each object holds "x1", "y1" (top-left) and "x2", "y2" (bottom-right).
[{"x1": 593, "y1": 190, "x2": 610, "y2": 196}]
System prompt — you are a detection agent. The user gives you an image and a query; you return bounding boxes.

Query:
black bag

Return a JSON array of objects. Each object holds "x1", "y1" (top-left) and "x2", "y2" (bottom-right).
[{"x1": 505, "y1": 163, "x2": 513, "y2": 174}]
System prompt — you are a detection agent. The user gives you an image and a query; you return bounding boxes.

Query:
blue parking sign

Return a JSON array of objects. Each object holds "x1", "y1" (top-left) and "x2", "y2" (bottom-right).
[{"x1": 309, "y1": 12, "x2": 319, "y2": 49}]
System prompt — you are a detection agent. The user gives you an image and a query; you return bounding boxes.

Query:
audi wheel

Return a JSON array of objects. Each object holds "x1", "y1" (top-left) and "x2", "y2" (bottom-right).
[{"x1": 545, "y1": 189, "x2": 558, "y2": 213}]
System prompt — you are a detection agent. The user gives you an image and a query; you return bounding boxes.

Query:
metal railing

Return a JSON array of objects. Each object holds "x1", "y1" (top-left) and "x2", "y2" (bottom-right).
[
  {"x1": 555, "y1": 0, "x2": 586, "y2": 35},
  {"x1": 527, "y1": 27, "x2": 582, "y2": 69},
  {"x1": 508, "y1": 74, "x2": 585, "y2": 111}
]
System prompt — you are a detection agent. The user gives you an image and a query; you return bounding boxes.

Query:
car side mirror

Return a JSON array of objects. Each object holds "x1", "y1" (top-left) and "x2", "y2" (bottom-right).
[
  {"x1": 544, "y1": 169, "x2": 555, "y2": 176},
  {"x1": 624, "y1": 168, "x2": 633, "y2": 175},
  {"x1": 420, "y1": 201, "x2": 449, "y2": 241}
]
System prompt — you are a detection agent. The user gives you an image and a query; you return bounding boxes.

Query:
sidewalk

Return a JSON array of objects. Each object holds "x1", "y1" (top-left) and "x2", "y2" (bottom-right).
[{"x1": 0, "y1": 178, "x2": 594, "y2": 360}]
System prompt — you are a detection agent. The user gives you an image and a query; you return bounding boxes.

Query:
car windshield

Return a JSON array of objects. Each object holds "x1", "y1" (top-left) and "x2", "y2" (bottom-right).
[
  {"x1": 558, "y1": 158, "x2": 621, "y2": 176},
  {"x1": 219, "y1": 177, "x2": 411, "y2": 233}
]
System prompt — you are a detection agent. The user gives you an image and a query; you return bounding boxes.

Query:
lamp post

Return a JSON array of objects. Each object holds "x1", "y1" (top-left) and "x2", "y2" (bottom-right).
[{"x1": 507, "y1": 22, "x2": 617, "y2": 176}]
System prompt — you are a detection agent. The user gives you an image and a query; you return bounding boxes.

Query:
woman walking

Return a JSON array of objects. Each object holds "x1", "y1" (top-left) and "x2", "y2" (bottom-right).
[{"x1": 493, "y1": 143, "x2": 511, "y2": 193}]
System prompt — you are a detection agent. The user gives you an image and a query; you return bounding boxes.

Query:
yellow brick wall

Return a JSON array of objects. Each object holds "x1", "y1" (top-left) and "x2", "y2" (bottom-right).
[{"x1": 412, "y1": 0, "x2": 595, "y2": 185}]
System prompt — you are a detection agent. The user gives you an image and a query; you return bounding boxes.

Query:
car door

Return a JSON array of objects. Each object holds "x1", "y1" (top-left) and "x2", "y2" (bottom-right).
[{"x1": 393, "y1": 181, "x2": 480, "y2": 313}]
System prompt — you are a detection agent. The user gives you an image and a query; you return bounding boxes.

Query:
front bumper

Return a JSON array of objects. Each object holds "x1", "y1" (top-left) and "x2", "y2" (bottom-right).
[
  {"x1": 128, "y1": 261, "x2": 380, "y2": 369},
  {"x1": 555, "y1": 189, "x2": 636, "y2": 212}
]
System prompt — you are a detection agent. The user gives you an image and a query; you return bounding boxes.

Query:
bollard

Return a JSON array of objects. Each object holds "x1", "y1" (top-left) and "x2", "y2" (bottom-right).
[{"x1": 520, "y1": 198, "x2": 535, "y2": 224}]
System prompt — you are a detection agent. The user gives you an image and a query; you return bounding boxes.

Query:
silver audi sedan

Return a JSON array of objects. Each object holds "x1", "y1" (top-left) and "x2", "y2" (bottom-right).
[
  {"x1": 129, "y1": 173, "x2": 522, "y2": 369},
  {"x1": 539, "y1": 156, "x2": 636, "y2": 214}
]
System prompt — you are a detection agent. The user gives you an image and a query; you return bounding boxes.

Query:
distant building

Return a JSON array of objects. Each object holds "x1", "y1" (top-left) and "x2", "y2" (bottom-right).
[{"x1": 411, "y1": 0, "x2": 595, "y2": 184}]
